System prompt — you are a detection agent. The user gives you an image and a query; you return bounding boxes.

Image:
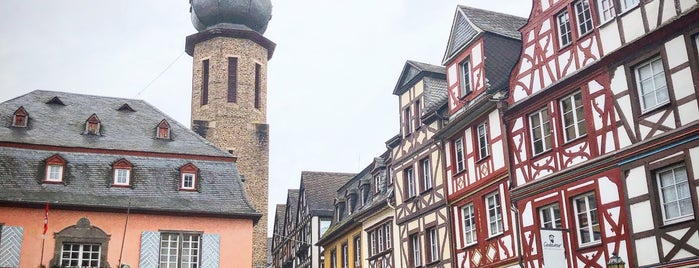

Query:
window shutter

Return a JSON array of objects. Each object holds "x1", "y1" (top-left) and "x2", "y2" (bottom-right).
[
  {"x1": 201, "y1": 234, "x2": 220, "y2": 268},
  {"x1": 139, "y1": 231, "x2": 160, "y2": 268},
  {"x1": 0, "y1": 226, "x2": 24, "y2": 267}
]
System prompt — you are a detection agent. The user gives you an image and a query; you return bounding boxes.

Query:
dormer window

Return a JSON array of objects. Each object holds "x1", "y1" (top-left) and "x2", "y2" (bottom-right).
[
  {"x1": 156, "y1": 119, "x2": 171, "y2": 140},
  {"x1": 12, "y1": 106, "x2": 28, "y2": 127},
  {"x1": 335, "y1": 199, "x2": 346, "y2": 221},
  {"x1": 44, "y1": 155, "x2": 66, "y2": 183},
  {"x1": 84, "y1": 114, "x2": 101, "y2": 135},
  {"x1": 179, "y1": 163, "x2": 199, "y2": 191},
  {"x1": 46, "y1": 96, "x2": 65, "y2": 105},
  {"x1": 112, "y1": 159, "x2": 133, "y2": 187},
  {"x1": 117, "y1": 103, "x2": 136, "y2": 112}
]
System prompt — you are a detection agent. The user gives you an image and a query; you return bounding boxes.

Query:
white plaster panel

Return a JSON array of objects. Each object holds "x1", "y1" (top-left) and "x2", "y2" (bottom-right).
[
  {"x1": 559, "y1": 50, "x2": 572, "y2": 77},
  {"x1": 661, "y1": 237, "x2": 674, "y2": 257},
  {"x1": 672, "y1": 68, "x2": 695, "y2": 100},
  {"x1": 563, "y1": 142, "x2": 589, "y2": 166},
  {"x1": 621, "y1": 9, "x2": 644, "y2": 42},
  {"x1": 599, "y1": 21, "x2": 622, "y2": 54},
  {"x1": 532, "y1": 68, "x2": 542, "y2": 94},
  {"x1": 542, "y1": 35, "x2": 554, "y2": 59},
  {"x1": 526, "y1": 30, "x2": 534, "y2": 43},
  {"x1": 630, "y1": 201, "x2": 654, "y2": 232},
  {"x1": 675, "y1": 249, "x2": 696, "y2": 260},
  {"x1": 516, "y1": 168, "x2": 526, "y2": 186},
  {"x1": 639, "y1": 125, "x2": 651, "y2": 141},
  {"x1": 661, "y1": 0, "x2": 677, "y2": 24},
  {"x1": 588, "y1": 79, "x2": 604, "y2": 94},
  {"x1": 661, "y1": 111, "x2": 676, "y2": 130},
  {"x1": 680, "y1": 0, "x2": 697, "y2": 12},
  {"x1": 618, "y1": 126, "x2": 632, "y2": 148},
  {"x1": 532, "y1": 157, "x2": 553, "y2": 180},
  {"x1": 513, "y1": 84, "x2": 528, "y2": 102},
  {"x1": 521, "y1": 45, "x2": 535, "y2": 73},
  {"x1": 448, "y1": 64, "x2": 458, "y2": 86},
  {"x1": 541, "y1": 0, "x2": 550, "y2": 11},
  {"x1": 589, "y1": 37, "x2": 601, "y2": 63},
  {"x1": 604, "y1": 207, "x2": 621, "y2": 238},
  {"x1": 687, "y1": 230, "x2": 699, "y2": 252},
  {"x1": 544, "y1": 61, "x2": 555, "y2": 86},
  {"x1": 679, "y1": 100, "x2": 699, "y2": 126},
  {"x1": 447, "y1": 171, "x2": 454, "y2": 195},
  {"x1": 644, "y1": 0, "x2": 660, "y2": 31},
  {"x1": 472, "y1": 43, "x2": 483, "y2": 66},
  {"x1": 610, "y1": 67, "x2": 628, "y2": 95},
  {"x1": 468, "y1": 157, "x2": 475, "y2": 184},
  {"x1": 665, "y1": 36, "x2": 689, "y2": 69},
  {"x1": 489, "y1": 110, "x2": 501, "y2": 137},
  {"x1": 668, "y1": 228, "x2": 692, "y2": 241},
  {"x1": 492, "y1": 141, "x2": 505, "y2": 170},
  {"x1": 605, "y1": 132, "x2": 616, "y2": 154},
  {"x1": 522, "y1": 201, "x2": 533, "y2": 227},
  {"x1": 593, "y1": 95, "x2": 606, "y2": 130},
  {"x1": 691, "y1": 147, "x2": 699, "y2": 180},
  {"x1": 598, "y1": 176, "x2": 620, "y2": 204},
  {"x1": 635, "y1": 237, "x2": 660, "y2": 266},
  {"x1": 465, "y1": 129, "x2": 473, "y2": 155},
  {"x1": 618, "y1": 95, "x2": 635, "y2": 126}
]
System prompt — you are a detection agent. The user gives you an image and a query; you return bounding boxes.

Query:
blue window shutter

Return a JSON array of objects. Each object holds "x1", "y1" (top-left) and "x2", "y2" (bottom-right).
[
  {"x1": 201, "y1": 234, "x2": 220, "y2": 268},
  {"x1": 139, "y1": 231, "x2": 160, "y2": 268},
  {"x1": 0, "y1": 226, "x2": 24, "y2": 267}
]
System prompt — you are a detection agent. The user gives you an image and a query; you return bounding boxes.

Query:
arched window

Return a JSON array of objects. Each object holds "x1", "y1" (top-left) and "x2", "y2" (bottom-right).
[{"x1": 51, "y1": 218, "x2": 110, "y2": 268}]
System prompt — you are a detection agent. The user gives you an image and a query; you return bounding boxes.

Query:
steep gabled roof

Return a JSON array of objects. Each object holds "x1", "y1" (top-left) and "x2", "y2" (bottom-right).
[
  {"x1": 286, "y1": 189, "x2": 300, "y2": 225},
  {"x1": 272, "y1": 204, "x2": 287, "y2": 249},
  {"x1": 423, "y1": 76, "x2": 448, "y2": 116},
  {"x1": 300, "y1": 171, "x2": 355, "y2": 217},
  {"x1": 443, "y1": 6, "x2": 527, "y2": 64},
  {"x1": 393, "y1": 60, "x2": 446, "y2": 95}
]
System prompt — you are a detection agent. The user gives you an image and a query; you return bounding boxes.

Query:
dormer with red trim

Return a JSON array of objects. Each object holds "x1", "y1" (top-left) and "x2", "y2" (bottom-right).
[
  {"x1": 156, "y1": 119, "x2": 171, "y2": 140},
  {"x1": 111, "y1": 158, "x2": 133, "y2": 187},
  {"x1": 179, "y1": 163, "x2": 199, "y2": 191},
  {"x1": 44, "y1": 154, "x2": 66, "y2": 183},
  {"x1": 84, "y1": 114, "x2": 101, "y2": 135},
  {"x1": 11, "y1": 106, "x2": 28, "y2": 128}
]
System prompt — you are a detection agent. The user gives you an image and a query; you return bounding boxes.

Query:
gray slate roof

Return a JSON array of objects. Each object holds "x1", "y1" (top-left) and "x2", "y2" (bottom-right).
[
  {"x1": 423, "y1": 76, "x2": 448, "y2": 115},
  {"x1": 443, "y1": 6, "x2": 527, "y2": 64},
  {"x1": 300, "y1": 171, "x2": 355, "y2": 217},
  {"x1": 393, "y1": 60, "x2": 446, "y2": 95},
  {"x1": 285, "y1": 189, "x2": 299, "y2": 229},
  {"x1": 272, "y1": 204, "x2": 287, "y2": 247},
  {"x1": 0, "y1": 90, "x2": 258, "y2": 218}
]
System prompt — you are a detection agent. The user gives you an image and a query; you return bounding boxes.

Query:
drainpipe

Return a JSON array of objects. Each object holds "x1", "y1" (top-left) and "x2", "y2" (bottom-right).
[{"x1": 511, "y1": 201, "x2": 525, "y2": 268}]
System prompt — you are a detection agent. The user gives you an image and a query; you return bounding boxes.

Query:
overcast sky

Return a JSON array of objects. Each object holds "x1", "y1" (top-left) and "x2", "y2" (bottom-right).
[{"x1": 0, "y1": 1, "x2": 532, "y2": 235}]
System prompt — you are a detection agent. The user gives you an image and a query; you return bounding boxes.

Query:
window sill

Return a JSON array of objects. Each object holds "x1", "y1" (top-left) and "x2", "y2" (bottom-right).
[
  {"x1": 486, "y1": 232, "x2": 504, "y2": 241},
  {"x1": 404, "y1": 195, "x2": 418, "y2": 203},
  {"x1": 461, "y1": 242, "x2": 477, "y2": 250},
  {"x1": 578, "y1": 29, "x2": 593, "y2": 40},
  {"x1": 660, "y1": 216, "x2": 695, "y2": 228},
  {"x1": 575, "y1": 241, "x2": 602, "y2": 251},
  {"x1": 179, "y1": 188, "x2": 198, "y2": 192},
  {"x1": 42, "y1": 180, "x2": 64, "y2": 185},
  {"x1": 531, "y1": 149, "x2": 553, "y2": 161},
  {"x1": 420, "y1": 187, "x2": 434, "y2": 195},
  {"x1": 111, "y1": 184, "x2": 132, "y2": 188},
  {"x1": 563, "y1": 134, "x2": 587, "y2": 145},
  {"x1": 453, "y1": 168, "x2": 467, "y2": 177},
  {"x1": 640, "y1": 101, "x2": 671, "y2": 117},
  {"x1": 475, "y1": 155, "x2": 490, "y2": 164},
  {"x1": 425, "y1": 259, "x2": 441, "y2": 267}
]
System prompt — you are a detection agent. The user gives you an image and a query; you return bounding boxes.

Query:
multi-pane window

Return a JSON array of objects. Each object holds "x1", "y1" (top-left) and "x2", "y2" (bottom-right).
[
  {"x1": 114, "y1": 169, "x2": 130, "y2": 185},
  {"x1": 384, "y1": 224, "x2": 391, "y2": 249},
  {"x1": 620, "y1": 0, "x2": 640, "y2": 11},
  {"x1": 46, "y1": 165, "x2": 64, "y2": 182},
  {"x1": 573, "y1": 193, "x2": 601, "y2": 246},
  {"x1": 420, "y1": 158, "x2": 432, "y2": 191},
  {"x1": 160, "y1": 233, "x2": 200, "y2": 268},
  {"x1": 404, "y1": 107, "x2": 413, "y2": 136},
  {"x1": 427, "y1": 227, "x2": 439, "y2": 263},
  {"x1": 368, "y1": 222, "x2": 392, "y2": 258},
  {"x1": 486, "y1": 192, "x2": 504, "y2": 236},
  {"x1": 477, "y1": 121, "x2": 489, "y2": 159},
  {"x1": 539, "y1": 204, "x2": 562, "y2": 228},
  {"x1": 405, "y1": 168, "x2": 416, "y2": 198},
  {"x1": 635, "y1": 57, "x2": 669, "y2": 111},
  {"x1": 374, "y1": 174, "x2": 384, "y2": 193},
  {"x1": 557, "y1": 10, "x2": 572, "y2": 47},
  {"x1": 459, "y1": 58, "x2": 472, "y2": 97},
  {"x1": 529, "y1": 108, "x2": 552, "y2": 155},
  {"x1": 60, "y1": 244, "x2": 100, "y2": 267},
  {"x1": 410, "y1": 234, "x2": 422, "y2": 267},
  {"x1": 461, "y1": 203, "x2": 477, "y2": 245},
  {"x1": 657, "y1": 165, "x2": 693, "y2": 224},
  {"x1": 354, "y1": 236, "x2": 362, "y2": 268},
  {"x1": 574, "y1": 0, "x2": 594, "y2": 35},
  {"x1": 560, "y1": 91, "x2": 587, "y2": 142},
  {"x1": 369, "y1": 232, "x2": 376, "y2": 256},
  {"x1": 454, "y1": 138, "x2": 465, "y2": 173},
  {"x1": 342, "y1": 243, "x2": 349, "y2": 268},
  {"x1": 597, "y1": 0, "x2": 616, "y2": 22},
  {"x1": 377, "y1": 228, "x2": 384, "y2": 252},
  {"x1": 330, "y1": 249, "x2": 337, "y2": 268},
  {"x1": 181, "y1": 173, "x2": 196, "y2": 190}
]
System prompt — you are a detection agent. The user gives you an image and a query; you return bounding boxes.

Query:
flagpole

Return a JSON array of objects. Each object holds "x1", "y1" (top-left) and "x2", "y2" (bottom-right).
[
  {"x1": 118, "y1": 199, "x2": 131, "y2": 268},
  {"x1": 40, "y1": 202, "x2": 49, "y2": 267}
]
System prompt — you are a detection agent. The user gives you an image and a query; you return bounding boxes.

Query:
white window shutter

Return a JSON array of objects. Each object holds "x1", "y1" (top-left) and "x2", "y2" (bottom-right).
[
  {"x1": 201, "y1": 234, "x2": 220, "y2": 268},
  {"x1": 139, "y1": 231, "x2": 160, "y2": 268},
  {"x1": 0, "y1": 226, "x2": 24, "y2": 267}
]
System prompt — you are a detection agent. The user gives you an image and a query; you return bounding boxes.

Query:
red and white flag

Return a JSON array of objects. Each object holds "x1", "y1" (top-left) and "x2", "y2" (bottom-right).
[{"x1": 42, "y1": 202, "x2": 49, "y2": 239}]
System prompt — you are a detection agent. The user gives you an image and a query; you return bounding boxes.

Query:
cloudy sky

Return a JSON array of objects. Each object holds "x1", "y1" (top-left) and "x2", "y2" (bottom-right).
[{"x1": 0, "y1": 1, "x2": 531, "y2": 235}]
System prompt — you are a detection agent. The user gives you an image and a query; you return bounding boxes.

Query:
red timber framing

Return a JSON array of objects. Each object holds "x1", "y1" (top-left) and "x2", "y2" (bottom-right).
[{"x1": 446, "y1": 39, "x2": 487, "y2": 114}]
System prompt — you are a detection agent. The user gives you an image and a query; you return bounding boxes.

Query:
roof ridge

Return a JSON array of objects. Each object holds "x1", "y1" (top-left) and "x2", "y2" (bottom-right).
[{"x1": 457, "y1": 5, "x2": 527, "y2": 20}]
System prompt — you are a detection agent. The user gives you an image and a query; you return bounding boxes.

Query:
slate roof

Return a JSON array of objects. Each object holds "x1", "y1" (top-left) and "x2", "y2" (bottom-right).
[
  {"x1": 272, "y1": 204, "x2": 286, "y2": 250},
  {"x1": 443, "y1": 6, "x2": 527, "y2": 64},
  {"x1": 0, "y1": 90, "x2": 259, "y2": 218},
  {"x1": 423, "y1": 76, "x2": 448, "y2": 115},
  {"x1": 393, "y1": 60, "x2": 446, "y2": 95},
  {"x1": 285, "y1": 189, "x2": 299, "y2": 228},
  {"x1": 300, "y1": 171, "x2": 355, "y2": 217}
]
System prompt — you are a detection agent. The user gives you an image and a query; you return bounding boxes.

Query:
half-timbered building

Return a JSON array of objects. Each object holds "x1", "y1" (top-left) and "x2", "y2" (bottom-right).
[
  {"x1": 278, "y1": 189, "x2": 300, "y2": 268},
  {"x1": 436, "y1": 6, "x2": 527, "y2": 268},
  {"x1": 272, "y1": 203, "x2": 288, "y2": 268},
  {"x1": 390, "y1": 61, "x2": 452, "y2": 268}
]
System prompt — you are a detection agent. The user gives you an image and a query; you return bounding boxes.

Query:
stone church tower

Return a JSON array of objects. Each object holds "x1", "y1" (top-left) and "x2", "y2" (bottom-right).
[{"x1": 185, "y1": 1, "x2": 275, "y2": 267}]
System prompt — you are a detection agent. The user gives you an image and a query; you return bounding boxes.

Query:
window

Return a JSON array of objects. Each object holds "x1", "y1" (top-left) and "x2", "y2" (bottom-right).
[
  {"x1": 374, "y1": 174, "x2": 384, "y2": 193},
  {"x1": 12, "y1": 106, "x2": 28, "y2": 127},
  {"x1": 114, "y1": 169, "x2": 130, "y2": 185},
  {"x1": 179, "y1": 163, "x2": 199, "y2": 191},
  {"x1": 254, "y1": 63, "x2": 262, "y2": 109},
  {"x1": 426, "y1": 227, "x2": 439, "y2": 263},
  {"x1": 404, "y1": 107, "x2": 413, "y2": 136},
  {"x1": 160, "y1": 233, "x2": 201, "y2": 268},
  {"x1": 454, "y1": 138, "x2": 465, "y2": 173},
  {"x1": 201, "y1": 59, "x2": 209, "y2": 106},
  {"x1": 657, "y1": 164, "x2": 693, "y2": 224},
  {"x1": 557, "y1": 10, "x2": 572, "y2": 47},
  {"x1": 415, "y1": 99, "x2": 421, "y2": 128},
  {"x1": 459, "y1": 58, "x2": 472, "y2": 97},
  {"x1": 597, "y1": 0, "x2": 616, "y2": 22},
  {"x1": 461, "y1": 204, "x2": 477, "y2": 245},
  {"x1": 384, "y1": 224, "x2": 391, "y2": 249},
  {"x1": 486, "y1": 192, "x2": 504, "y2": 236},
  {"x1": 420, "y1": 158, "x2": 432, "y2": 191},
  {"x1": 409, "y1": 234, "x2": 421, "y2": 267},
  {"x1": 330, "y1": 249, "x2": 337, "y2": 268},
  {"x1": 369, "y1": 232, "x2": 376, "y2": 256},
  {"x1": 156, "y1": 119, "x2": 171, "y2": 139},
  {"x1": 181, "y1": 173, "x2": 196, "y2": 189},
  {"x1": 342, "y1": 243, "x2": 349, "y2": 268},
  {"x1": 634, "y1": 57, "x2": 669, "y2": 112},
  {"x1": 477, "y1": 121, "x2": 489, "y2": 159},
  {"x1": 405, "y1": 168, "x2": 416, "y2": 198},
  {"x1": 84, "y1": 114, "x2": 101, "y2": 135},
  {"x1": 353, "y1": 236, "x2": 361, "y2": 268},
  {"x1": 44, "y1": 154, "x2": 66, "y2": 182},
  {"x1": 560, "y1": 91, "x2": 587, "y2": 142},
  {"x1": 377, "y1": 227, "x2": 384, "y2": 252},
  {"x1": 574, "y1": 0, "x2": 594, "y2": 35},
  {"x1": 539, "y1": 204, "x2": 562, "y2": 228},
  {"x1": 529, "y1": 108, "x2": 552, "y2": 155},
  {"x1": 573, "y1": 193, "x2": 601, "y2": 246},
  {"x1": 228, "y1": 57, "x2": 238, "y2": 103},
  {"x1": 60, "y1": 244, "x2": 101, "y2": 267},
  {"x1": 620, "y1": 0, "x2": 639, "y2": 11}
]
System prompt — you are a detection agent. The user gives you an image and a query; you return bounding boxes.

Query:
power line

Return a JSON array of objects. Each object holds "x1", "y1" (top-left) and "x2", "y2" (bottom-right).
[{"x1": 135, "y1": 51, "x2": 185, "y2": 98}]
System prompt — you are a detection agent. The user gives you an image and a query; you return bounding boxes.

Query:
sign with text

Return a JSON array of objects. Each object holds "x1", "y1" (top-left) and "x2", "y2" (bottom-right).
[{"x1": 541, "y1": 229, "x2": 567, "y2": 267}]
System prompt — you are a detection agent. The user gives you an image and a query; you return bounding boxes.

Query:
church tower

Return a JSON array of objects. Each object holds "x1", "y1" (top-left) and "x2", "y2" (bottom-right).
[{"x1": 185, "y1": 1, "x2": 275, "y2": 267}]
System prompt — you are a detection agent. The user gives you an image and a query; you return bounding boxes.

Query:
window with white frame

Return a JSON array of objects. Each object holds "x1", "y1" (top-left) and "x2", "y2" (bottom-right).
[
  {"x1": 529, "y1": 108, "x2": 552, "y2": 155},
  {"x1": 405, "y1": 168, "x2": 416, "y2": 198},
  {"x1": 477, "y1": 121, "x2": 490, "y2": 159},
  {"x1": 181, "y1": 173, "x2": 196, "y2": 190},
  {"x1": 573, "y1": 193, "x2": 601, "y2": 246},
  {"x1": 459, "y1": 57, "x2": 472, "y2": 97},
  {"x1": 410, "y1": 234, "x2": 422, "y2": 267},
  {"x1": 420, "y1": 158, "x2": 432, "y2": 191},
  {"x1": 557, "y1": 10, "x2": 572, "y2": 47},
  {"x1": 46, "y1": 164, "x2": 64, "y2": 182},
  {"x1": 620, "y1": 0, "x2": 639, "y2": 11},
  {"x1": 353, "y1": 236, "x2": 361, "y2": 268},
  {"x1": 657, "y1": 164, "x2": 693, "y2": 224},
  {"x1": 539, "y1": 204, "x2": 562, "y2": 229},
  {"x1": 342, "y1": 243, "x2": 348, "y2": 268},
  {"x1": 597, "y1": 0, "x2": 616, "y2": 22},
  {"x1": 113, "y1": 169, "x2": 130, "y2": 185},
  {"x1": 634, "y1": 57, "x2": 669, "y2": 112},
  {"x1": 384, "y1": 224, "x2": 391, "y2": 249},
  {"x1": 369, "y1": 232, "x2": 376, "y2": 256},
  {"x1": 159, "y1": 233, "x2": 200, "y2": 267},
  {"x1": 560, "y1": 91, "x2": 587, "y2": 142},
  {"x1": 575, "y1": 0, "x2": 594, "y2": 35},
  {"x1": 461, "y1": 203, "x2": 477, "y2": 246},
  {"x1": 374, "y1": 174, "x2": 384, "y2": 193},
  {"x1": 427, "y1": 227, "x2": 439, "y2": 263},
  {"x1": 454, "y1": 138, "x2": 465, "y2": 173},
  {"x1": 330, "y1": 249, "x2": 337, "y2": 268},
  {"x1": 377, "y1": 227, "x2": 384, "y2": 252},
  {"x1": 486, "y1": 192, "x2": 504, "y2": 236},
  {"x1": 60, "y1": 244, "x2": 101, "y2": 267},
  {"x1": 404, "y1": 107, "x2": 413, "y2": 136}
]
